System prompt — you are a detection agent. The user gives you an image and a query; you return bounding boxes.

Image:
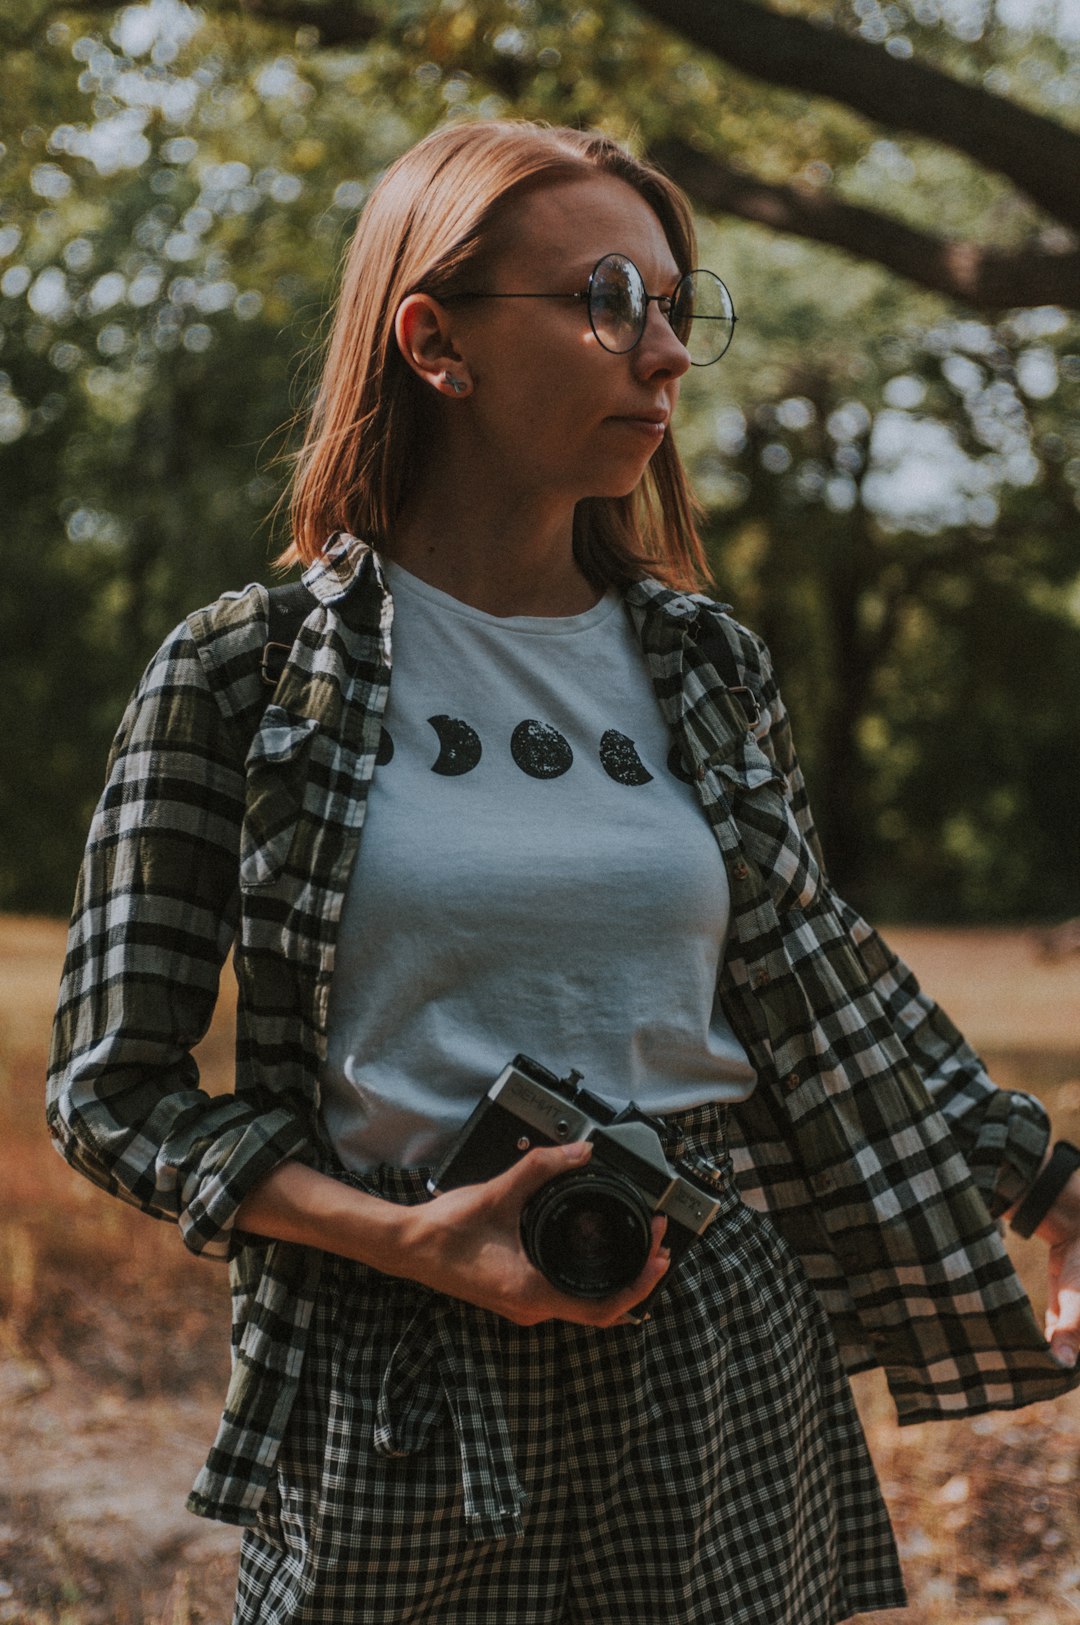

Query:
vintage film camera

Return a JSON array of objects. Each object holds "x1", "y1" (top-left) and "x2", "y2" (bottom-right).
[{"x1": 427, "y1": 1054, "x2": 727, "y2": 1319}]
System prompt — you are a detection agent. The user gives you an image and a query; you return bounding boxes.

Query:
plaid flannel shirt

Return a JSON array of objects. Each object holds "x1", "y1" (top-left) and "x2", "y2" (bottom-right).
[{"x1": 47, "y1": 533, "x2": 1079, "y2": 1530}]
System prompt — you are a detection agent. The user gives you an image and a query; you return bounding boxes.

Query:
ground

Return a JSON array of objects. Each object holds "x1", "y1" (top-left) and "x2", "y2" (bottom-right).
[{"x1": 2, "y1": 916, "x2": 1079, "y2": 1623}]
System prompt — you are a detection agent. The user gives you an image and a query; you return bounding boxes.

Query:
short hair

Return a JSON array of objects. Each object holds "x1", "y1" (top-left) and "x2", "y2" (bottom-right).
[{"x1": 277, "y1": 119, "x2": 710, "y2": 591}]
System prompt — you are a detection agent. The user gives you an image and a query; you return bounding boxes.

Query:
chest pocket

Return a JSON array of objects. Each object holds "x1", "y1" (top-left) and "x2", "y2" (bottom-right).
[
  {"x1": 239, "y1": 707, "x2": 319, "y2": 889},
  {"x1": 713, "y1": 738, "x2": 822, "y2": 913}
]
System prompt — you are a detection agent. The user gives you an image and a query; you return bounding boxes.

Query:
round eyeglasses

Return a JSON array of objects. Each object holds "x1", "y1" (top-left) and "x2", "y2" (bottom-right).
[{"x1": 444, "y1": 253, "x2": 736, "y2": 367}]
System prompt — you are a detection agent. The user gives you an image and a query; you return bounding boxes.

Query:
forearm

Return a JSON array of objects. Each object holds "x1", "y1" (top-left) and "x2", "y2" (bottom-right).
[
  {"x1": 234, "y1": 1159, "x2": 421, "y2": 1274},
  {"x1": 233, "y1": 1147, "x2": 672, "y2": 1328}
]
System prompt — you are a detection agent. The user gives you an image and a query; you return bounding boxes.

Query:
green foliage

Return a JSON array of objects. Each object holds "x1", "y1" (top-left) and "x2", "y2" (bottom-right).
[
  {"x1": 2, "y1": 0, "x2": 1079, "y2": 918},
  {"x1": 701, "y1": 314, "x2": 1080, "y2": 919}
]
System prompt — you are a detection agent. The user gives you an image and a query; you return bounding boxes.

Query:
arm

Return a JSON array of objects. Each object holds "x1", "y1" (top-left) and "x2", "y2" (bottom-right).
[
  {"x1": 47, "y1": 617, "x2": 668, "y2": 1323},
  {"x1": 740, "y1": 623, "x2": 1049, "y2": 1216},
  {"x1": 234, "y1": 1148, "x2": 670, "y2": 1328},
  {"x1": 46, "y1": 619, "x2": 315, "y2": 1258},
  {"x1": 735, "y1": 619, "x2": 1079, "y2": 1357}
]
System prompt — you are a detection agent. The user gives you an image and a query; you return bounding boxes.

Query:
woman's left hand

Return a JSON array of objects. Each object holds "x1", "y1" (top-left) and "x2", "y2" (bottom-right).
[{"x1": 1029, "y1": 1169, "x2": 1080, "y2": 1368}]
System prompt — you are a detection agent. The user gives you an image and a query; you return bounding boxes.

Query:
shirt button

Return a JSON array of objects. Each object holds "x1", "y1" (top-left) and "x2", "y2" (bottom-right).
[
  {"x1": 753, "y1": 968, "x2": 771, "y2": 990},
  {"x1": 694, "y1": 763, "x2": 707, "y2": 782},
  {"x1": 732, "y1": 861, "x2": 749, "y2": 882},
  {"x1": 786, "y1": 1070, "x2": 800, "y2": 1091},
  {"x1": 812, "y1": 1169, "x2": 833, "y2": 1191}
]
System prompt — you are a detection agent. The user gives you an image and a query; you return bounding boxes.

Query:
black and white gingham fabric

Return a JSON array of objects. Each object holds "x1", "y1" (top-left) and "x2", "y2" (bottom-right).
[
  {"x1": 46, "y1": 532, "x2": 1080, "y2": 1536},
  {"x1": 233, "y1": 1108, "x2": 905, "y2": 1624}
]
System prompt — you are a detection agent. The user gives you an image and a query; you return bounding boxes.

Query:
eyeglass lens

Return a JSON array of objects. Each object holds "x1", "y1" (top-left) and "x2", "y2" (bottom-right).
[{"x1": 588, "y1": 254, "x2": 735, "y2": 366}]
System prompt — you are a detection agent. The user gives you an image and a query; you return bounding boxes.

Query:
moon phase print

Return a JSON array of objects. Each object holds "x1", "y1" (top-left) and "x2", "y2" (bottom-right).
[
  {"x1": 378, "y1": 713, "x2": 685, "y2": 785},
  {"x1": 599, "y1": 729, "x2": 654, "y2": 786},
  {"x1": 427, "y1": 714, "x2": 483, "y2": 776},
  {"x1": 510, "y1": 719, "x2": 573, "y2": 780}
]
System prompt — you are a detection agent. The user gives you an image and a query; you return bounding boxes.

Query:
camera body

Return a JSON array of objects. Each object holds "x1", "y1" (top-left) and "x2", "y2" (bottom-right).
[{"x1": 427, "y1": 1054, "x2": 727, "y2": 1319}]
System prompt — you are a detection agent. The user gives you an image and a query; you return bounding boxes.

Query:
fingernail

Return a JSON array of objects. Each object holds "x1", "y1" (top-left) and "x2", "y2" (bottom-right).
[
  {"x1": 1052, "y1": 1341, "x2": 1078, "y2": 1368},
  {"x1": 560, "y1": 1140, "x2": 590, "y2": 1161}
]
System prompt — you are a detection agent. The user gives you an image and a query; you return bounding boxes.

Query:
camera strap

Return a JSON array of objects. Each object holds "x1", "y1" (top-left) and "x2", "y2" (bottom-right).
[
  {"x1": 260, "y1": 581, "x2": 318, "y2": 692},
  {"x1": 691, "y1": 613, "x2": 761, "y2": 731}
]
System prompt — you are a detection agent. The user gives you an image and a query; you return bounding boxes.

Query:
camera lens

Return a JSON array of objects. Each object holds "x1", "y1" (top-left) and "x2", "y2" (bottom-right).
[{"x1": 520, "y1": 1169, "x2": 653, "y2": 1298}]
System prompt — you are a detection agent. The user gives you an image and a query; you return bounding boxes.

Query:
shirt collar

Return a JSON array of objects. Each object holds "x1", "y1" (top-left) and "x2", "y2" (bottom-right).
[
  {"x1": 300, "y1": 534, "x2": 726, "y2": 632},
  {"x1": 300, "y1": 531, "x2": 387, "y2": 604}
]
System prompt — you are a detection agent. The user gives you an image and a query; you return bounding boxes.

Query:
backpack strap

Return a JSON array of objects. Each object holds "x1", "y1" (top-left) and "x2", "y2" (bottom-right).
[
  {"x1": 260, "y1": 581, "x2": 318, "y2": 692},
  {"x1": 691, "y1": 611, "x2": 761, "y2": 731}
]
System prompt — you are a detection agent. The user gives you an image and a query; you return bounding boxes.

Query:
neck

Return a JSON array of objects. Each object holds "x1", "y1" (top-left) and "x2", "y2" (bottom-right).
[{"x1": 384, "y1": 456, "x2": 601, "y2": 619}]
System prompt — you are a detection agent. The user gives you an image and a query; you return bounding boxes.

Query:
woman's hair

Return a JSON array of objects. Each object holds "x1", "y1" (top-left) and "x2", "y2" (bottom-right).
[{"x1": 277, "y1": 119, "x2": 711, "y2": 592}]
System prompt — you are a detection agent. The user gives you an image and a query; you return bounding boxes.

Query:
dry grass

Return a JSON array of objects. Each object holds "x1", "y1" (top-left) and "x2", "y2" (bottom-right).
[{"x1": 2, "y1": 915, "x2": 1080, "y2": 1622}]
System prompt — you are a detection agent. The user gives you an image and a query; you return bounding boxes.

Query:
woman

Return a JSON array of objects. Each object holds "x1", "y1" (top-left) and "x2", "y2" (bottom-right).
[{"x1": 48, "y1": 120, "x2": 1080, "y2": 1624}]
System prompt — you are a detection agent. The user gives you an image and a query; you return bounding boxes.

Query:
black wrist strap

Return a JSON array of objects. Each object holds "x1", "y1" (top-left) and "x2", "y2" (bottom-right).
[{"x1": 1010, "y1": 1140, "x2": 1080, "y2": 1238}]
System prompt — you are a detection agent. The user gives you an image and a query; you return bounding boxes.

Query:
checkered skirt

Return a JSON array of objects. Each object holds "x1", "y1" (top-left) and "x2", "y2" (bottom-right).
[{"x1": 232, "y1": 1105, "x2": 905, "y2": 1624}]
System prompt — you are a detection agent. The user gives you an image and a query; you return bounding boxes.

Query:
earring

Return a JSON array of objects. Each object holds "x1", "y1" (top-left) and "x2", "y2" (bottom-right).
[{"x1": 442, "y1": 372, "x2": 469, "y2": 396}]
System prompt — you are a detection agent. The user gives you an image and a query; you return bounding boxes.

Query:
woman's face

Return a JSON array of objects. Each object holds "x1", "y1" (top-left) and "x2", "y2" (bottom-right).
[{"x1": 448, "y1": 172, "x2": 692, "y2": 507}]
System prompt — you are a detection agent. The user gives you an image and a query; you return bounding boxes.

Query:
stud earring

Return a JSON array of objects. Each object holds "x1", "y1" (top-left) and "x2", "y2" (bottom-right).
[{"x1": 442, "y1": 372, "x2": 469, "y2": 396}]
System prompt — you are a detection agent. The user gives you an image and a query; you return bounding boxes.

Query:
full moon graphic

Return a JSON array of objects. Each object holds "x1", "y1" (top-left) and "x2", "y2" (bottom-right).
[
  {"x1": 510, "y1": 719, "x2": 573, "y2": 780},
  {"x1": 375, "y1": 727, "x2": 394, "y2": 766},
  {"x1": 599, "y1": 730, "x2": 653, "y2": 786},
  {"x1": 427, "y1": 714, "x2": 483, "y2": 776}
]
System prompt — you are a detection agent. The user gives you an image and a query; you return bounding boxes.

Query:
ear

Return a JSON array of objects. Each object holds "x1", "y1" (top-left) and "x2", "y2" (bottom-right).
[{"x1": 395, "y1": 293, "x2": 473, "y2": 399}]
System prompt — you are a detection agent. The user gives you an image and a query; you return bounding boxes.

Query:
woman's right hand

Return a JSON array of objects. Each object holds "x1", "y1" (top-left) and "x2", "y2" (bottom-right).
[{"x1": 396, "y1": 1141, "x2": 671, "y2": 1327}]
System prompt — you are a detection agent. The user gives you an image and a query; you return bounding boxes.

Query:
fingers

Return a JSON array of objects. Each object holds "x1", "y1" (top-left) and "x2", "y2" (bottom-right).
[
  {"x1": 487, "y1": 1139, "x2": 593, "y2": 1209},
  {"x1": 432, "y1": 1146, "x2": 674, "y2": 1330},
  {"x1": 505, "y1": 1207, "x2": 671, "y2": 1331},
  {"x1": 1047, "y1": 1282, "x2": 1080, "y2": 1368},
  {"x1": 1044, "y1": 1241, "x2": 1080, "y2": 1367},
  {"x1": 561, "y1": 1214, "x2": 671, "y2": 1329}
]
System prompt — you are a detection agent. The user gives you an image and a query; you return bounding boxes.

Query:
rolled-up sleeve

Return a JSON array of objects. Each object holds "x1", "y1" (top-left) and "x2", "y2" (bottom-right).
[{"x1": 46, "y1": 620, "x2": 314, "y2": 1258}]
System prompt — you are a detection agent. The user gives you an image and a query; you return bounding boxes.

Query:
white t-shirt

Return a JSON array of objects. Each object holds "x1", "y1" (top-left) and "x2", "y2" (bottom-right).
[{"x1": 321, "y1": 559, "x2": 755, "y2": 1172}]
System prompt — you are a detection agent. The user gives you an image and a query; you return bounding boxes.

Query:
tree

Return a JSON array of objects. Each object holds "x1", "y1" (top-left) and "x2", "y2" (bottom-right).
[
  {"x1": 11, "y1": 0, "x2": 1076, "y2": 308},
  {"x1": 1, "y1": 0, "x2": 1078, "y2": 916}
]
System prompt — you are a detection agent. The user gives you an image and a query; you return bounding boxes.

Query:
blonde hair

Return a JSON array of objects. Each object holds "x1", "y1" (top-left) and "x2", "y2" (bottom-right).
[{"x1": 277, "y1": 120, "x2": 711, "y2": 592}]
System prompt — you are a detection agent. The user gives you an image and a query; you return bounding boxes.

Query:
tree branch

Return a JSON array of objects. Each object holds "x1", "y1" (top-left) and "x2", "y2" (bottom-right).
[
  {"x1": 635, "y1": 0, "x2": 1080, "y2": 232},
  {"x1": 651, "y1": 138, "x2": 1080, "y2": 311},
  {"x1": 234, "y1": 0, "x2": 378, "y2": 47}
]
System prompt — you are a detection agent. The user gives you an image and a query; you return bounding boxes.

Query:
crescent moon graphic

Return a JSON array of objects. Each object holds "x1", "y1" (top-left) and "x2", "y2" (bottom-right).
[
  {"x1": 375, "y1": 727, "x2": 394, "y2": 766},
  {"x1": 510, "y1": 719, "x2": 573, "y2": 780},
  {"x1": 666, "y1": 743, "x2": 694, "y2": 785},
  {"x1": 427, "y1": 714, "x2": 482, "y2": 776},
  {"x1": 599, "y1": 730, "x2": 654, "y2": 786}
]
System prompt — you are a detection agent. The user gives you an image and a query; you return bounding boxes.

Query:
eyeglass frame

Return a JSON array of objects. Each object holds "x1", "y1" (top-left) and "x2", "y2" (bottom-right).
[{"x1": 439, "y1": 253, "x2": 737, "y2": 366}]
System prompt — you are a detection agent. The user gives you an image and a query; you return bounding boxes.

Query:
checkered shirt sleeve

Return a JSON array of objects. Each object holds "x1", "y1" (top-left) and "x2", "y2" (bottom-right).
[
  {"x1": 46, "y1": 611, "x2": 316, "y2": 1258},
  {"x1": 723, "y1": 613, "x2": 1049, "y2": 1217}
]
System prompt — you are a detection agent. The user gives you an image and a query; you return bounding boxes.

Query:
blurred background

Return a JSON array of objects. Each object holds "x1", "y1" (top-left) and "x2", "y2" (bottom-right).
[
  {"x1": 1, "y1": 1, "x2": 1079, "y2": 1621},
  {"x1": 2, "y1": 0, "x2": 1080, "y2": 922}
]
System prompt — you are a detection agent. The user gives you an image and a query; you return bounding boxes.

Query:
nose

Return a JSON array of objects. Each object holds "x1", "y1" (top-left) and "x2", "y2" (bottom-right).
[{"x1": 633, "y1": 300, "x2": 691, "y2": 382}]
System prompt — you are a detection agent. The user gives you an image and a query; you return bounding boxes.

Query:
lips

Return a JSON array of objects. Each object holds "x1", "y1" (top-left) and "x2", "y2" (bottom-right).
[{"x1": 609, "y1": 414, "x2": 669, "y2": 431}]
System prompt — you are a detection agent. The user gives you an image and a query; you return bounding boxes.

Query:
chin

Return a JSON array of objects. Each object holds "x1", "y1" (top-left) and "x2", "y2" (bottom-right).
[
  {"x1": 595, "y1": 470, "x2": 654, "y2": 499},
  {"x1": 585, "y1": 459, "x2": 658, "y2": 501}
]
